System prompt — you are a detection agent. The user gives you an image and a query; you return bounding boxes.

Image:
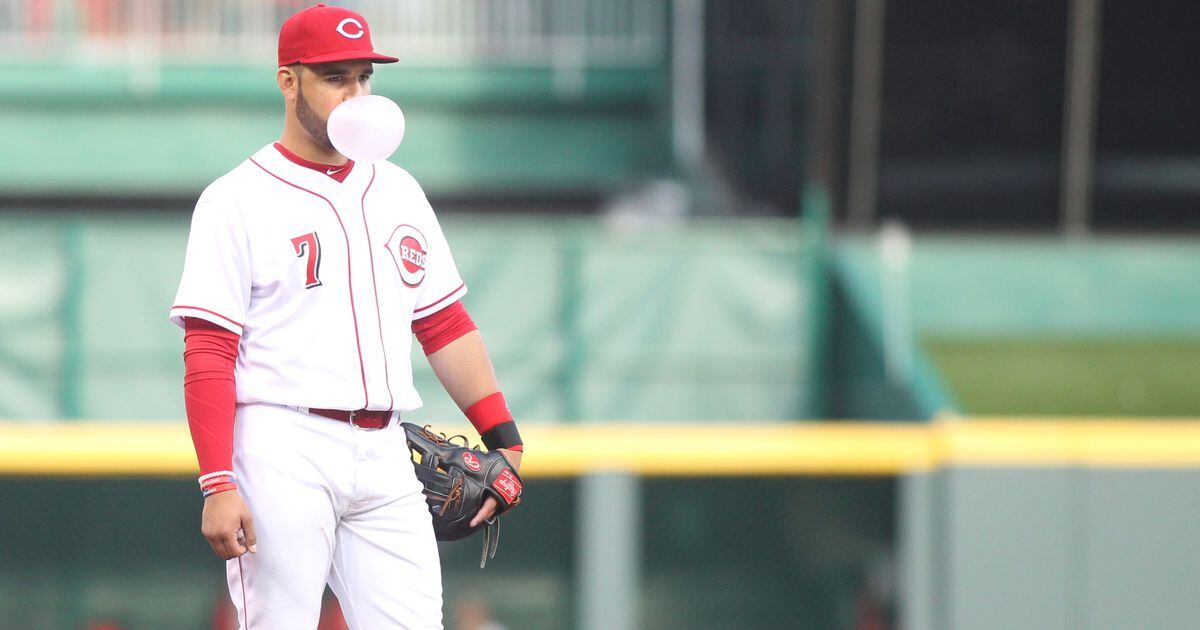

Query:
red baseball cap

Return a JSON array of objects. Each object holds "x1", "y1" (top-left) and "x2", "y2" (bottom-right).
[{"x1": 277, "y1": 3, "x2": 399, "y2": 67}]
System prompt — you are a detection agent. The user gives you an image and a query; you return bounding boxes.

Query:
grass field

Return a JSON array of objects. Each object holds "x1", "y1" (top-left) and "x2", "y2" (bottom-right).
[{"x1": 926, "y1": 337, "x2": 1200, "y2": 416}]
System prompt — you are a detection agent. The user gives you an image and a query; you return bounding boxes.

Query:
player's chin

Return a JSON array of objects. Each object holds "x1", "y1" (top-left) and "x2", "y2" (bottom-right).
[{"x1": 309, "y1": 129, "x2": 335, "y2": 153}]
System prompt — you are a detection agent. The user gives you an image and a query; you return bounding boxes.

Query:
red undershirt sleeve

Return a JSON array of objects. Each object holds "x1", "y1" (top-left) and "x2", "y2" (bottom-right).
[
  {"x1": 411, "y1": 300, "x2": 478, "y2": 355},
  {"x1": 182, "y1": 317, "x2": 239, "y2": 476}
]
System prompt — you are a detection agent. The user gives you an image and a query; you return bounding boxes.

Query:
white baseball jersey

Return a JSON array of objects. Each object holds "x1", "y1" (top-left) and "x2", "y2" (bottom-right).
[{"x1": 170, "y1": 143, "x2": 467, "y2": 413}]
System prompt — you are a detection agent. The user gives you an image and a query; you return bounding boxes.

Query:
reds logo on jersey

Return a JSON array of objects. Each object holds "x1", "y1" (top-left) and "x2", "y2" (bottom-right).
[
  {"x1": 384, "y1": 225, "x2": 427, "y2": 288},
  {"x1": 461, "y1": 451, "x2": 482, "y2": 472}
]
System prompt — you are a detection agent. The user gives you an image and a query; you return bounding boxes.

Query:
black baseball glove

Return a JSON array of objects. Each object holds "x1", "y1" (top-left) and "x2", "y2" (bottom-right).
[{"x1": 402, "y1": 422, "x2": 524, "y2": 568}]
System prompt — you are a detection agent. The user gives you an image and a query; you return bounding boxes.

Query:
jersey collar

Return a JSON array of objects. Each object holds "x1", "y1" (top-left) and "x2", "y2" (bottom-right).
[
  {"x1": 272, "y1": 142, "x2": 354, "y2": 183},
  {"x1": 252, "y1": 143, "x2": 370, "y2": 198}
]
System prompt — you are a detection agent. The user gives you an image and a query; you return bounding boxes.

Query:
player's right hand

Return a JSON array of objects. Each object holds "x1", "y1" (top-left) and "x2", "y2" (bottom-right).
[{"x1": 201, "y1": 490, "x2": 258, "y2": 560}]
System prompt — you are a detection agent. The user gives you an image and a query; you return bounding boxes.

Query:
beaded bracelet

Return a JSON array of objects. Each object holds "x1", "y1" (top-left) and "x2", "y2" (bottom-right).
[
  {"x1": 198, "y1": 470, "x2": 236, "y2": 487},
  {"x1": 198, "y1": 470, "x2": 237, "y2": 496}
]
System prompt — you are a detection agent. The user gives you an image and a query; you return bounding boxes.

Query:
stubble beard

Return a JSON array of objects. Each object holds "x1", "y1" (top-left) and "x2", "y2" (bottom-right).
[{"x1": 295, "y1": 84, "x2": 335, "y2": 152}]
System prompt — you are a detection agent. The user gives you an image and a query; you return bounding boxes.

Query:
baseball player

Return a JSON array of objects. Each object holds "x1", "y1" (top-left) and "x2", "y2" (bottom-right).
[{"x1": 169, "y1": 5, "x2": 523, "y2": 628}]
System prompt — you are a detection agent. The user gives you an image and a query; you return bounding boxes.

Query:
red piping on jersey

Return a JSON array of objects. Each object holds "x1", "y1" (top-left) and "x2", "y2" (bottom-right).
[
  {"x1": 171, "y1": 305, "x2": 244, "y2": 330},
  {"x1": 359, "y1": 165, "x2": 395, "y2": 410},
  {"x1": 413, "y1": 282, "x2": 467, "y2": 318},
  {"x1": 249, "y1": 157, "x2": 371, "y2": 409}
]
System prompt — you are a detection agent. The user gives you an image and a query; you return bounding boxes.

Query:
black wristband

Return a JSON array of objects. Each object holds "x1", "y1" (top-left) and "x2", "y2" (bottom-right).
[{"x1": 481, "y1": 421, "x2": 523, "y2": 451}]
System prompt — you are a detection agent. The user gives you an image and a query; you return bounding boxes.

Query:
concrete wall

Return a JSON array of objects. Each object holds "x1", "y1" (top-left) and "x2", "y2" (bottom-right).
[{"x1": 901, "y1": 467, "x2": 1200, "y2": 630}]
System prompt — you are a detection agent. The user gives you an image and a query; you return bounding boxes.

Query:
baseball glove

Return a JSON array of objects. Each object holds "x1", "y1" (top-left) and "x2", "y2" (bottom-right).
[{"x1": 402, "y1": 422, "x2": 524, "y2": 568}]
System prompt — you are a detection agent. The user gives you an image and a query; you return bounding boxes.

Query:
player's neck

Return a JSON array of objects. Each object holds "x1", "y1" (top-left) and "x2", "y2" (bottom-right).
[{"x1": 278, "y1": 123, "x2": 349, "y2": 167}]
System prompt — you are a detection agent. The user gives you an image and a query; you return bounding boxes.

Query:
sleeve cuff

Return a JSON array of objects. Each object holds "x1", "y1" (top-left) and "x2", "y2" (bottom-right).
[
  {"x1": 412, "y1": 283, "x2": 468, "y2": 320},
  {"x1": 170, "y1": 305, "x2": 244, "y2": 336}
]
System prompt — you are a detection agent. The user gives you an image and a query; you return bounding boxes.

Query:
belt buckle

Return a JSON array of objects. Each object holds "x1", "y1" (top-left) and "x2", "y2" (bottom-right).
[{"x1": 348, "y1": 409, "x2": 367, "y2": 430}]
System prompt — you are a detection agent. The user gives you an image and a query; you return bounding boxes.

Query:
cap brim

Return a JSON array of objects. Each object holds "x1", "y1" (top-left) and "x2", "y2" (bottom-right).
[{"x1": 293, "y1": 50, "x2": 399, "y2": 65}]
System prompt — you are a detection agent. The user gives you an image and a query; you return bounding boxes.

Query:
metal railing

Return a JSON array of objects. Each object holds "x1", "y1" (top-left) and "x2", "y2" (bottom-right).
[{"x1": 0, "y1": 0, "x2": 665, "y2": 66}]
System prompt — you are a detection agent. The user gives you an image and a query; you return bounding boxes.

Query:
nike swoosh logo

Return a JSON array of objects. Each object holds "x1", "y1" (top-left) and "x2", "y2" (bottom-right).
[{"x1": 326, "y1": 167, "x2": 344, "y2": 175}]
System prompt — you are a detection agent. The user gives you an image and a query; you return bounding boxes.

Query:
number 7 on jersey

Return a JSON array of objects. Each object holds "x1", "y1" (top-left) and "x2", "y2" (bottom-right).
[{"x1": 291, "y1": 232, "x2": 323, "y2": 289}]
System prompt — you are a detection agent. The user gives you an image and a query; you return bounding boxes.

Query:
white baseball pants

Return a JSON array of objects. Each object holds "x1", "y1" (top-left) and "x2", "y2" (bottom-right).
[{"x1": 226, "y1": 403, "x2": 443, "y2": 629}]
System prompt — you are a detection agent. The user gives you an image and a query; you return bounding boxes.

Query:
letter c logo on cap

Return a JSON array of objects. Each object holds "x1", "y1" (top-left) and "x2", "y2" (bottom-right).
[{"x1": 336, "y1": 18, "x2": 364, "y2": 39}]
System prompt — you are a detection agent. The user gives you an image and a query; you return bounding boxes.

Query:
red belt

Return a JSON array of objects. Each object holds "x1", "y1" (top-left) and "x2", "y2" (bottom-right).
[{"x1": 307, "y1": 407, "x2": 395, "y2": 429}]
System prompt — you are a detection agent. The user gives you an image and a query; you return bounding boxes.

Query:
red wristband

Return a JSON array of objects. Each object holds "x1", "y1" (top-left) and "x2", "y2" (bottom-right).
[
  {"x1": 466, "y1": 392, "x2": 523, "y2": 451},
  {"x1": 203, "y1": 482, "x2": 238, "y2": 498},
  {"x1": 465, "y1": 392, "x2": 513, "y2": 434}
]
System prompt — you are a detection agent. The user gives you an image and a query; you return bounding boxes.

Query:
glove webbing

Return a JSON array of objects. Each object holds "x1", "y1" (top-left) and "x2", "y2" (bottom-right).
[{"x1": 436, "y1": 477, "x2": 463, "y2": 516}]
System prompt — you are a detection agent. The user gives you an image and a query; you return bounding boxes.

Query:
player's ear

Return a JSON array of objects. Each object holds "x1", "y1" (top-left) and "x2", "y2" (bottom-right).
[{"x1": 277, "y1": 65, "x2": 300, "y2": 100}]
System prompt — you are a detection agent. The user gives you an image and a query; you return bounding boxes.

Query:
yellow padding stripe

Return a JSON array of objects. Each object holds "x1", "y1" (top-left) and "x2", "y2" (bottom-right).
[{"x1": 1, "y1": 420, "x2": 1199, "y2": 477}]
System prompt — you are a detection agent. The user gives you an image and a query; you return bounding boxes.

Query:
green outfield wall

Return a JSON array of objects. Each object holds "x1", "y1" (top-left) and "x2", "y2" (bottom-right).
[
  {"x1": 3, "y1": 214, "x2": 1198, "y2": 423},
  {"x1": 0, "y1": 213, "x2": 818, "y2": 423}
]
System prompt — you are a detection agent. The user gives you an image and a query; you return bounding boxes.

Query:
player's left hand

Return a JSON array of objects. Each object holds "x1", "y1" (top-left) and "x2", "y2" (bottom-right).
[{"x1": 470, "y1": 447, "x2": 521, "y2": 527}]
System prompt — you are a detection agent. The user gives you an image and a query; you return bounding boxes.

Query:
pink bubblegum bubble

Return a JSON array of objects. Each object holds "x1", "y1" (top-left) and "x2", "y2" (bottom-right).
[{"x1": 327, "y1": 95, "x2": 406, "y2": 163}]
